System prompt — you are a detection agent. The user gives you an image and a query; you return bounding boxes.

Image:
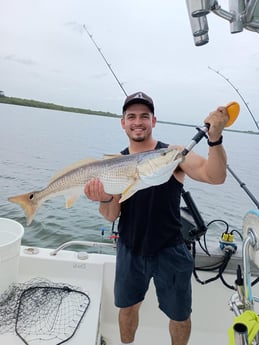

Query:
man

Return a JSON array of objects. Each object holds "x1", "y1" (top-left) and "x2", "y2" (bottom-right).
[{"x1": 84, "y1": 91, "x2": 228, "y2": 345}]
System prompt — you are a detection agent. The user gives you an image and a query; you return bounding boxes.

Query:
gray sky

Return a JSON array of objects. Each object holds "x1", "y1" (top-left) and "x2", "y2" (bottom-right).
[{"x1": 1, "y1": 0, "x2": 259, "y2": 130}]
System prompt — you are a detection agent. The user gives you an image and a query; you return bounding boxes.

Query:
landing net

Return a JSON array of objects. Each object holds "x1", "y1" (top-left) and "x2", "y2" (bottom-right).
[{"x1": 0, "y1": 278, "x2": 90, "y2": 344}]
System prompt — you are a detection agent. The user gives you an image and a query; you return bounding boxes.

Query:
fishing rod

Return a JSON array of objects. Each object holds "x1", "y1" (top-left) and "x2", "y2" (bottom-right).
[
  {"x1": 83, "y1": 27, "x2": 257, "y2": 295},
  {"x1": 227, "y1": 165, "x2": 259, "y2": 209},
  {"x1": 82, "y1": 24, "x2": 227, "y2": 243},
  {"x1": 82, "y1": 25, "x2": 239, "y2": 137},
  {"x1": 83, "y1": 26, "x2": 258, "y2": 213},
  {"x1": 181, "y1": 116, "x2": 259, "y2": 215},
  {"x1": 181, "y1": 101, "x2": 239, "y2": 156},
  {"x1": 82, "y1": 25, "x2": 128, "y2": 97},
  {"x1": 208, "y1": 66, "x2": 259, "y2": 208},
  {"x1": 208, "y1": 66, "x2": 259, "y2": 131},
  {"x1": 182, "y1": 109, "x2": 258, "y2": 209}
]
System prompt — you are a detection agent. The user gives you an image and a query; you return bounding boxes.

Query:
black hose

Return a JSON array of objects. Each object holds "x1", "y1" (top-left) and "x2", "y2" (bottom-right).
[{"x1": 192, "y1": 241, "x2": 235, "y2": 288}]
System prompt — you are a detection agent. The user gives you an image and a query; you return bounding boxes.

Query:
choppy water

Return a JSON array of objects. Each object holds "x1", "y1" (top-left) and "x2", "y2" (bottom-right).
[{"x1": 0, "y1": 104, "x2": 258, "y2": 253}]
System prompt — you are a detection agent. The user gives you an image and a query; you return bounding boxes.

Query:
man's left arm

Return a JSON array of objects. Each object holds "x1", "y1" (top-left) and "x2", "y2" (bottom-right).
[{"x1": 179, "y1": 105, "x2": 229, "y2": 184}]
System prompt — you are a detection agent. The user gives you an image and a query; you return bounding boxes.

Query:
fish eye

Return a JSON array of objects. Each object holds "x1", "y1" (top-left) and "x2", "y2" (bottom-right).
[{"x1": 29, "y1": 194, "x2": 34, "y2": 200}]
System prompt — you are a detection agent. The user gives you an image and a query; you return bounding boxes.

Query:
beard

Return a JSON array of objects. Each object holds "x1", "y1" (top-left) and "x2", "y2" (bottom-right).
[
  {"x1": 129, "y1": 127, "x2": 147, "y2": 142},
  {"x1": 132, "y1": 136, "x2": 145, "y2": 142}
]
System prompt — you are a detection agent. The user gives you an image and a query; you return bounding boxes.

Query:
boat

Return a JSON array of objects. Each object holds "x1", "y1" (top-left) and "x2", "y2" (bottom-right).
[
  {"x1": 1, "y1": 1, "x2": 259, "y2": 344},
  {"x1": 0, "y1": 208, "x2": 259, "y2": 345}
]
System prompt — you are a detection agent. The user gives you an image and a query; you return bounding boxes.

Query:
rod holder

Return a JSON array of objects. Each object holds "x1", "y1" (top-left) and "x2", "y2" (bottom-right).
[
  {"x1": 229, "y1": 0, "x2": 245, "y2": 33},
  {"x1": 186, "y1": 0, "x2": 259, "y2": 46},
  {"x1": 188, "y1": 0, "x2": 211, "y2": 17},
  {"x1": 186, "y1": 0, "x2": 209, "y2": 44},
  {"x1": 194, "y1": 32, "x2": 209, "y2": 46}
]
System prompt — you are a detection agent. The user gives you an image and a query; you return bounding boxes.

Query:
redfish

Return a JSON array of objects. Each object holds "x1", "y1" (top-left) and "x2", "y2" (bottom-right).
[{"x1": 8, "y1": 148, "x2": 182, "y2": 225}]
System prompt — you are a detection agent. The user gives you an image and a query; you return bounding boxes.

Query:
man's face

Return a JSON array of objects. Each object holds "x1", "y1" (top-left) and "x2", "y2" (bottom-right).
[{"x1": 121, "y1": 104, "x2": 156, "y2": 142}]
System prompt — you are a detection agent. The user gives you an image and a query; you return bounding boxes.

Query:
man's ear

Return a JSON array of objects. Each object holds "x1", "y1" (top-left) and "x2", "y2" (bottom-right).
[
  {"x1": 121, "y1": 117, "x2": 126, "y2": 129},
  {"x1": 152, "y1": 116, "x2": 157, "y2": 128}
]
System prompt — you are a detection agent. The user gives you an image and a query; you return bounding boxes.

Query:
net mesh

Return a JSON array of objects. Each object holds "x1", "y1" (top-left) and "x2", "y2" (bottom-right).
[{"x1": 0, "y1": 278, "x2": 90, "y2": 344}]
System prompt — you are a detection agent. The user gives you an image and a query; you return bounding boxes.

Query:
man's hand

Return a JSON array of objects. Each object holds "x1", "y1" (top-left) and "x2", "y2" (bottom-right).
[
  {"x1": 204, "y1": 106, "x2": 229, "y2": 142},
  {"x1": 85, "y1": 178, "x2": 121, "y2": 222},
  {"x1": 84, "y1": 178, "x2": 113, "y2": 202}
]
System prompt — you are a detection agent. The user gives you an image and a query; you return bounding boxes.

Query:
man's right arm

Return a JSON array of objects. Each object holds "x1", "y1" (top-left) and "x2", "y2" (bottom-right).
[{"x1": 99, "y1": 194, "x2": 121, "y2": 222}]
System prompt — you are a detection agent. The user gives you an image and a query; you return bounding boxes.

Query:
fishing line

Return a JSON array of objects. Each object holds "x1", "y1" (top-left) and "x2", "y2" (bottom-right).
[
  {"x1": 83, "y1": 26, "x2": 259, "y2": 133},
  {"x1": 208, "y1": 65, "x2": 259, "y2": 131},
  {"x1": 208, "y1": 66, "x2": 259, "y2": 208},
  {"x1": 82, "y1": 25, "x2": 128, "y2": 97}
]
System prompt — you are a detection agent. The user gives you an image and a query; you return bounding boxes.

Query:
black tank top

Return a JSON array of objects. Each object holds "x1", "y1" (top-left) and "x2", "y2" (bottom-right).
[{"x1": 118, "y1": 141, "x2": 184, "y2": 255}]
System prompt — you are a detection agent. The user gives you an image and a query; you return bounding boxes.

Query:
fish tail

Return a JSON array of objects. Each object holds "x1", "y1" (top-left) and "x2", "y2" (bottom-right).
[{"x1": 8, "y1": 192, "x2": 41, "y2": 226}]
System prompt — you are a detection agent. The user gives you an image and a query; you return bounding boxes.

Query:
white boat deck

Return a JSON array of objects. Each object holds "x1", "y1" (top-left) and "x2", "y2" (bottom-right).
[
  {"x1": 0, "y1": 247, "x2": 108, "y2": 345},
  {"x1": 1, "y1": 245, "x2": 259, "y2": 344}
]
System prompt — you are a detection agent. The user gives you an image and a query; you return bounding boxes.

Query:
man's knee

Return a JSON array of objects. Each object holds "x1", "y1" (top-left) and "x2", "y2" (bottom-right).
[{"x1": 119, "y1": 302, "x2": 142, "y2": 318}]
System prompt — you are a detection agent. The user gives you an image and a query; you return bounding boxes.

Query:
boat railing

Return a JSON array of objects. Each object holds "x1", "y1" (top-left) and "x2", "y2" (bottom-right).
[{"x1": 50, "y1": 240, "x2": 116, "y2": 256}]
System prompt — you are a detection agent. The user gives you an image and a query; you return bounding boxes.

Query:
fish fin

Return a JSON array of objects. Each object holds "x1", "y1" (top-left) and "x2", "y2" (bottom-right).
[
  {"x1": 49, "y1": 158, "x2": 97, "y2": 183},
  {"x1": 102, "y1": 153, "x2": 122, "y2": 159},
  {"x1": 65, "y1": 195, "x2": 79, "y2": 208},
  {"x1": 119, "y1": 183, "x2": 139, "y2": 203},
  {"x1": 8, "y1": 192, "x2": 41, "y2": 226}
]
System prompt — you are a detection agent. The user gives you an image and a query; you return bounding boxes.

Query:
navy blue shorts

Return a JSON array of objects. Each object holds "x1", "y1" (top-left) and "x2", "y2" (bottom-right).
[{"x1": 114, "y1": 240, "x2": 194, "y2": 321}]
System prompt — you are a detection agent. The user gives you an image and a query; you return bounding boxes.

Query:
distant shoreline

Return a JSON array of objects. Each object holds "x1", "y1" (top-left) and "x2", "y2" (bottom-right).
[
  {"x1": 0, "y1": 95, "x2": 120, "y2": 118},
  {"x1": 0, "y1": 95, "x2": 257, "y2": 135}
]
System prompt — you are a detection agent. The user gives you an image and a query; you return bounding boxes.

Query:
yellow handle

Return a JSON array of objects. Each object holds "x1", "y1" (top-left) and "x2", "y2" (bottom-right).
[{"x1": 225, "y1": 102, "x2": 240, "y2": 127}]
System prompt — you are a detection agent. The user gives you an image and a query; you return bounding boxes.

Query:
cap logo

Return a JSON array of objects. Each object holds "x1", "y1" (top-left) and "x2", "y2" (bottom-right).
[{"x1": 134, "y1": 92, "x2": 144, "y2": 99}]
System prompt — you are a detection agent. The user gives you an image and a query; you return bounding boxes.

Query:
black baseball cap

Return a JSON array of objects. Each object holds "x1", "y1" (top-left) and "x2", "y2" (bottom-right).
[{"x1": 122, "y1": 92, "x2": 154, "y2": 113}]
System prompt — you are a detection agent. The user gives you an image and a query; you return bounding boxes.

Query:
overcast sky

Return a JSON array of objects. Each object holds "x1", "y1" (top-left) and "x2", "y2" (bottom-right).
[{"x1": 1, "y1": 0, "x2": 259, "y2": 130}]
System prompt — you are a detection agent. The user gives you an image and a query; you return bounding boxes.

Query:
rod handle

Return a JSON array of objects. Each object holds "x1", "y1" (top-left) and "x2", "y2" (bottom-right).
[{"x1": 181, "y1": 101, "x2": 240, "y2": 156}]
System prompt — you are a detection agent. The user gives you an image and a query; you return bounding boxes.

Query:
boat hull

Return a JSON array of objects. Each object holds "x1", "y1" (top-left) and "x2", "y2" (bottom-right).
[{"x1": 1, "y1": 245, "x2": 259, "y2": 344}]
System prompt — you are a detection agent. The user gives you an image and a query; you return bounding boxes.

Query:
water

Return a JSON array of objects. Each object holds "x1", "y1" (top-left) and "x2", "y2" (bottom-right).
[{"x1": 0, "y1": 104, "x2": 258, "y2": 253}]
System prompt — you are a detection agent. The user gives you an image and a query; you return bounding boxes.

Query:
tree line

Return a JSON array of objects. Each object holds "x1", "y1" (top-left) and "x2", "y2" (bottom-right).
[{"x1": 0, "y1": 94, "x2": 120, "y2": 118}]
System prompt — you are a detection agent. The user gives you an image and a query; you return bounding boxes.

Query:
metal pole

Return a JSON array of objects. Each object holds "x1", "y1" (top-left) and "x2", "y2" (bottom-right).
[
  {"x1": 233, "y1": 323, "x2": 249, "y2": 345},
  {"x1": 242, "y1": 230, "x2": 257, "y2": 311}
]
